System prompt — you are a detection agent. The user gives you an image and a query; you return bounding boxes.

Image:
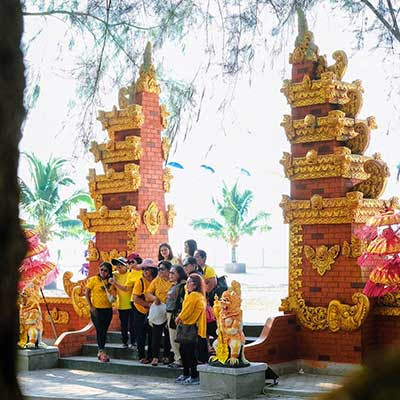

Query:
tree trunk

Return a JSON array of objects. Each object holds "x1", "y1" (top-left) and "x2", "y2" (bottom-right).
[
  {"x1": 0, "y1": 0, "x2": 27, "y2": 398},
  {"x1": 231, "y1": 245, "x2": 237, "y2": 263}
]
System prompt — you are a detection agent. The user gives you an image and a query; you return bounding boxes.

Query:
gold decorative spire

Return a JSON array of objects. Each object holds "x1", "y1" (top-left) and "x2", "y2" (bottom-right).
[{"x1": 135, "y1": 42, "x2": 161, "y2": 95}]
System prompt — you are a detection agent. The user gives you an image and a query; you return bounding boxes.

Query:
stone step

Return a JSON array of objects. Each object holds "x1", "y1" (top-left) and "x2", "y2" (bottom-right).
[
  {"x1": 82, "y1": 343, "x2": 139, "y2": 360},
  {"x1": 58, "y1": 356, "x2": 183, "y2": 379}
]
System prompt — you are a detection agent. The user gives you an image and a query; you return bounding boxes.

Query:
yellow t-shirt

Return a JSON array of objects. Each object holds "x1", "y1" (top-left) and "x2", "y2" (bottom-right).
[
  {"x1": 126, "y1": 269, "x2": 143, "y2": 301},
  {"x1": 203, "y1": 264, "x2": 217, "y2": 280},
  {"x1": 86, "y1": 276, "x2": 113, "y2": 309},
  {"x1": 146, "y1": 276, "x2": 172, "y2": 304},
  {"x1": 113, "y1": 271, "x2": 133, "y2": 310},
  {"x1": 132, "y1": 277, "x2": 150, "y2": 314},
  {"x1": 178, "y1": 291, "x2": 206, "y2": 338}
]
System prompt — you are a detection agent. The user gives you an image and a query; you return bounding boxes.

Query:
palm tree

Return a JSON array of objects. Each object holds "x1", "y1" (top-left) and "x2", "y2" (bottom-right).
[
  {"x1": 191, "y1": 181, "x2": 271, "y2": 263},
  {"x1": 19, "y1": 153, "x2": 93, "y2": 243}
]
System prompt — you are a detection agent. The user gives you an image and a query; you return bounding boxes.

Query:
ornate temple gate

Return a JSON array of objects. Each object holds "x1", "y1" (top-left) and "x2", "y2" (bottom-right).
[
  {"x1": 42, "y1": 44, "x2": 175, "y2": 354},
  {"x1": 245, "y1": 11, "x2": 400, "y2": 366}
]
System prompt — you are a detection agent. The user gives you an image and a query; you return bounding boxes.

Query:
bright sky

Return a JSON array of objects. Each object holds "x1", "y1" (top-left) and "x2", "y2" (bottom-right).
[{"x1": 19, "y1": 4, "x2": 400, "y2": 271}]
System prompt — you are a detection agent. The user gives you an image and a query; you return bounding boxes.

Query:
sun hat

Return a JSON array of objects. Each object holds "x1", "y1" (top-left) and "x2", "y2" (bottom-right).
[
  {"x1": 126, "y1": 252, "x2": 143, "y2": 264},
  {"x1": 141, "y1": 258, "x2": 157, "y2": 269},
  {"x1": 111, "y1": 257, "x2": 128, "y2": 267}
]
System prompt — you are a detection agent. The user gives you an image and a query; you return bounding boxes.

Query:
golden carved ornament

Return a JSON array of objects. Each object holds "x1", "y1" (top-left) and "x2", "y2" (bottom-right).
[
  {"x1": 135, "y1": 42, "x2": 161, "y2": 95},
  {"x1": 280, "y1": 225, "x2": 370, "y2": 331},
  {"x1": 281, "y1": 73, "x2": 360, "y2": 108},
  {"x1": 315, "y1": 50, "x2": 348, "y2": 81},
  {"x1": 160, "y1": 104, "x2": 169, "y2": 129},
  {"x1": 281, "y1": 110, "x2": 362, "y2": 144},
  {"x1": 342, "y1": 236, "x2": 368, "y2": 258},
  {"x1": 45, "y1": 307, "x2": 69, "y2": 324},
  {"x1": 97, "y1": 104, "x2": 144, "y2": 136},
  {"x1": 94, "y1": 194, "x2": 103, "y2": 211},
  {"x1": 87, "y1": 240, "x2": 99, "y2": 261},
  {"x1": 375, "y1": 292, "x2": 400, "y2": 315},
  {"x1": 340, "y1": 80, "x2": 364, "y2": 118},
  {"x1": 304, "y1": 244, "x2": 340, "y2": 276},
  {"x1": 127, "y1": 231, "x2": 137, "y2": 251},
  {"x1": 88, "y1": 163, "x2": 141, "y2": 197},
  {"x1": 345, "y1": 117, "x2": 377, "y2": 155},
  {"x1": 162, "y1": 136, "x2": 171, "y2": 161},
  {"x1": 39, "y1": 297, "x2": 71, "y2": 305},
  {"x1": 280, "y1": 192, "x2": 396, "y2": 225},
  {"x1": 163, "y1": 168, "x2": 173, "y2": 192},
  {"x1": 118, "y1": 84, "x2": 135, "y2": 109},
  {"x1": 100, "y1": 249, "x2": 127, "y2": 263},
  {"x1": 78, "y1": 205, "x2": 140, "y2": 233},
  {"x1": 166, "y1": 204, "x2": 176, "y2": 228},
  {"x1": 349, "y1": 156, "x2": 389, "y2": 199},
  {"x1": 143, "y1": 201, "x2": 163, "y2": 235},
  {"x1": 63, "y1": 271, "x2": 90, "y2": 318},
  {"x1": 290, "y1": 31, "x2": 318, "y2": 63},
  {"x1": 280, "y1": 147, "x2": 370, "y2": 181},
  {"x1": 89, "y1": 136, "x2": 143, "y2": 165}
]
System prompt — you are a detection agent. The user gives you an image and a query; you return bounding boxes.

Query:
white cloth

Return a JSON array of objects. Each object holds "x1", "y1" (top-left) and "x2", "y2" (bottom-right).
[{"x1": 148, "y1": 302, "x2": 167, "y2": 327}]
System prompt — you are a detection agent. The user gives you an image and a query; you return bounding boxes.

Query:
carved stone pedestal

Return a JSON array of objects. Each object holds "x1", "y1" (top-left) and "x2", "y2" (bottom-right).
[
  {"x1": 17, "y1": 347, "x2": 58, "y2": 371},
  {"x1": 198, "y1": 362, "x2": 267, "y2": 399}
]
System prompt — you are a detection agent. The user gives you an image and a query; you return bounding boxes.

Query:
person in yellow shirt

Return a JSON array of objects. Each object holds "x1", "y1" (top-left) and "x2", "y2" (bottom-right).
[
  {"x1": 158, "y1": 242, "x2": 180, "y2": 265},
  {"x1": 194, "y1": 250, "x2": 217, "y2": 294},
  {"x1": 126, "y1": 252, "x2": 143, "y2": 283},
  {"x1": 109, "y1": 257, "x2": 134, "y2": 349},
  {"x1": 174, "y1": 273, "x2": 206, "y2": 385},
  {"x1": 132, "y1": 258, "x2": 157, "y2": 364},
  {"x1": 146, "y1": 260, "x2": 173, "y2": 366},
  {"x1": 85, "y1": 262, "x2": 116, "y2": 362}
]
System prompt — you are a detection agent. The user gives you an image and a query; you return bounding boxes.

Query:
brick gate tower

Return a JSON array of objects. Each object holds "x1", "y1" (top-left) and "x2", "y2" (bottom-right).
[
  {"x1": 245, "y1": 10, "x2": 399, "y2": 367},
  {"x1": 78, "y1": 42, "x2": 175, "y2": 278}
]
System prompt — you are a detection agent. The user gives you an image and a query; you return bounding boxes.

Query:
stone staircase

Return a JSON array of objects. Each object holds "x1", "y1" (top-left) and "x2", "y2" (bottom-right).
[{"x1": 57, "y1": 324, "x2": 264, "y2": 379}]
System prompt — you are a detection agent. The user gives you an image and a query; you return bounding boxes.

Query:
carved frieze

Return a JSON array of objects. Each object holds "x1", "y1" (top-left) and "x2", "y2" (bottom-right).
[
  {"x1": 376, "y1": 293, "x2": 400, "y2": 316},
  {"x1": 88, "y1": 164, "x2": 141, "y2": 197},
  {"x1": 97, "y1": 104, "x2": 144, "y2": 135},
  {"x1": 341, "y1": 236, "x2": 368, "y2": 258},
  {"x1": 89, "y1": 136, "x2": 143, "y2": 165},
  {"x1": 78, "y1": 205, "x2": 140, "y2": 233},
  {"x1": 281, "y1": 110, "x2": 376, "y2": 145},
  {"x1": 127, "y1": 231, "x2": 137, "y2": 251},
  {"x1": 280, "y1": 147, "x2": 369, "y2": 181},
  {"x1": 280, "y1": 225, "x2": 370, "y2": 331},
  {"x1": 143, "y1": 202, "x2": 163, "y2": 235},
  {"x1": 281, "y1": 73, "x2": 362, "y2": 108},
  {"x1": 100, "y1": 249, "x2": 127, "y2": 263},
  {"x1": 45, "y1": 307, "x2": 69, "y2": 324},
  {"x1": 280, "y1": 192, "x2": 397, "y2": 225},
  {"x1": 304, "y1": 244, "x2": 340, "y2": 276}
]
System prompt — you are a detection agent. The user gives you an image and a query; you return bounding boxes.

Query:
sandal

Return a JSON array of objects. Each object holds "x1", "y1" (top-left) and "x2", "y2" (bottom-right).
[
  {"x1": 99, "y1": 351, "x2": 110, "y2": 362},
  {"x1": 151, "y1": 358, "x2": 159, "y2": 366},
  {"x1": 139, "y1": 358, "x2": 150, "y2": 364}
]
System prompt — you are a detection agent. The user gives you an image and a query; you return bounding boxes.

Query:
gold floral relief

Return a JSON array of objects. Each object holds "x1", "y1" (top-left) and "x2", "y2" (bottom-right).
[
  {"x1": 88, "y1": 163, "x2": 141, "y2": 197},
  {"x1": 97, "y1": 104, "x2": 144, "y2": 136},
  {"x1": 163, "y1": 168, "x2": 173, "y2": 192},
  {"x1": 78, "y1": 205, "x2": 140, "y2": 233},
  {"x1": 280, "y1": 225, "x2": 370, "y2": 331},
  {"x1": 166, "y1": 204, "x2": 176, "y2": 228},
  {"x1": 87, "y1": 240, "x2": 99, "y2": 261},
  {"x1": 342, "y1": 236, "x2": 368, "y2": 258},
  {"x1": 161, "y1": 136, "x2": 171, "y2": 161},
  {"x1": 280, "y1": 192, "x2": 393, "y2": 225},
  {"x1": 100, "y1": 249, "x2": 127, "y2": 263},
  {"x1": 45, "y1": 307, "x2": 69, "y2": 324},
  {"x1": 143, "y1": 201, "x2": 163, "y2": 235},
  {"x1": 127, "y1": 231, "x2": 137, "y2": 251},
  {"x1": 304, "y1": 244, "x2": 340, "y2": 276},
  {"x1": 160, "y1": 104, "x2": 169, "y2": 129}
]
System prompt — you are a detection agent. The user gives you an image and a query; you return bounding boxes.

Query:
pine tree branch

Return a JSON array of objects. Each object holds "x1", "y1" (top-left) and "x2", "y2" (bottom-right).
[
  {"x1": 387, "y1": 0, "x2": 400, "y2": 40},
  {"x1": 360, "y1": 0, "x2": 400, "y2": 43}
]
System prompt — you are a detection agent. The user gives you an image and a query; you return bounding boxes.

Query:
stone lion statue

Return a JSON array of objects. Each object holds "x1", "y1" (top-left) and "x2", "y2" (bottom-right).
[{"x1": 209, "y1": 280, "x2": 250, "y2": 367}]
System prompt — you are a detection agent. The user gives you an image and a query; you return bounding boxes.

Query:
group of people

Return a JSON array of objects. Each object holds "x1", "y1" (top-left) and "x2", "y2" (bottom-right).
[{"x1": 85, "y1": 240, "x2": 224, "y2": 385}]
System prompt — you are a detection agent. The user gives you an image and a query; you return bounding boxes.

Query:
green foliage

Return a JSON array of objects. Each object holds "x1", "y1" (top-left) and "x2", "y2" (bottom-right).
[
  {"x1": 19, "y1": 152, "x2": 93, "y2": 243},
  {"x1": 191, "y1": 181, "x2": 271, "y2": 262}
]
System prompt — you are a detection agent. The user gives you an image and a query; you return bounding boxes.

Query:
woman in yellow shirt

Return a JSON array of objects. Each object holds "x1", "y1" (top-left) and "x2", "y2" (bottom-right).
[
  {"x1": 85, "y1": 262, "x2": 116, "y2": 362},
  {"x1": 175, "y1": 273, "x2": 206, "y2": 385},
  {"x1": 146, "y1": 260, "x2": 173, "y2": 366},
  {"x1": 158, "y1": 242, "x2": 179, "y2": 265}
]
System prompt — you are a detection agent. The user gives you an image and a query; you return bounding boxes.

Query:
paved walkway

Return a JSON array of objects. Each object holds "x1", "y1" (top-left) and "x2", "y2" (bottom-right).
[{"x1": 19, "y1": 369, "x2": 345, "y2": 400}]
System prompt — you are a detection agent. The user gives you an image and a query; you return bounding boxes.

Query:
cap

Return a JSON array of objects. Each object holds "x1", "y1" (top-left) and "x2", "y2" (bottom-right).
[
  {"x1": 111, "y1": 257, "x2": 128, "y2": 267},
  {"x1": 141, "y1": 258, "x2": 157, "y2": 269},
  {"x1": 126, "y1": 252, "x2": 143, "y2": 264}
]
